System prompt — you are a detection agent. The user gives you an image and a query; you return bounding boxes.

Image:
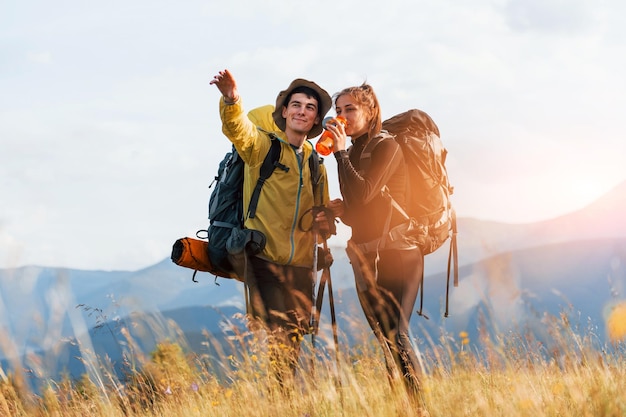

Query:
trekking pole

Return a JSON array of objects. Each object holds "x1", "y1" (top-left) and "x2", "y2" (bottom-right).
[
  {"x1": 308, "y1": 207, "x2": 334, "y2": 371},
  {"x1": 309, "y1": 171, "x2": 324, "y2": 372},
  {"x1": 322, "y1": 239, "x2": 340, "y2": 374},
  {"x1": 311, "y1": 235, "x2": 341, "y2": 387},
  {"x1": 310, "y1": 213, "x2": 320, "y2": 372},
  {"x1": 311, "y1": 237, "x2": 328, "y2": 347},
  {"x1": 304, "y1": 168, "x2": 341, "y2": 382}
]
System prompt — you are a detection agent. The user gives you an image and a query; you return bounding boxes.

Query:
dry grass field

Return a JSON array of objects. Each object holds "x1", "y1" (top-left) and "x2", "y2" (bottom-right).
[{"x1": 2, "y1": 307, "x2": 626, "y2": 417}]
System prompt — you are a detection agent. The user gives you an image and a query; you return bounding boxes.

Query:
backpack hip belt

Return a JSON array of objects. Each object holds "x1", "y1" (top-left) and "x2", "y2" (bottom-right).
[{"x1": 352, "y1": 219, "x2": 423, "y2": 255}]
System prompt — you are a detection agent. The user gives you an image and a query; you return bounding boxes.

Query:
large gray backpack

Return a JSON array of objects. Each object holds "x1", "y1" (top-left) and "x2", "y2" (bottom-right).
[{"x1": 361, "y1": 109, "x2": 458, "y2": 317}]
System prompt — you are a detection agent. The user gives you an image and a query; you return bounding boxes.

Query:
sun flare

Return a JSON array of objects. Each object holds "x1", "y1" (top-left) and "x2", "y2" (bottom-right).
[{"x1": 606, "y1": 301, "x2": 626, "y2": 343}]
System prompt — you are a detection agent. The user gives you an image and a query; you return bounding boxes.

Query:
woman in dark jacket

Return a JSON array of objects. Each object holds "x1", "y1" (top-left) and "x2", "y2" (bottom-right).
[{"x1": 324, "y1": 84, "x2": 425, "y2": 396}]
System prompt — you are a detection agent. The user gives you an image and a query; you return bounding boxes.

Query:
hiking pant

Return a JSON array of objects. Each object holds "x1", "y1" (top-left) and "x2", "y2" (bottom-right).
[
  {"x1": 354, "y1": 247, "x2": 424, "y2": 392},
  {"x1": 245, "y1": 256, "x2": 314, "y2": 375}
]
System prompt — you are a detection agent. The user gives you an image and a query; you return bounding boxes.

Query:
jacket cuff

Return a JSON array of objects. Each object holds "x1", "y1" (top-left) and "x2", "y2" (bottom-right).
[{"x1": 221, "y1": 95, "x2": 240, "y2": 106}]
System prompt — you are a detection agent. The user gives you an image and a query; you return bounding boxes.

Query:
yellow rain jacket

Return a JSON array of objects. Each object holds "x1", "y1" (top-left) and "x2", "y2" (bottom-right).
[{"x1": 219, "y1": 98, "x2": 330, "y2": 268}]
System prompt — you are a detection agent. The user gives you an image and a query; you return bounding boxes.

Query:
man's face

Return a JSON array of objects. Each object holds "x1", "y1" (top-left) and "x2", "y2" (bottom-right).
[{"x1": 281, "y1": 93, "x2": 320, "y2": 136}]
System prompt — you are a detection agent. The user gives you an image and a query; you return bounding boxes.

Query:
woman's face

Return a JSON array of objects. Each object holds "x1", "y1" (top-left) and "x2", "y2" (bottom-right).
[{"x1": 335, "y1": 94, "x2": 369, "y2": 138}]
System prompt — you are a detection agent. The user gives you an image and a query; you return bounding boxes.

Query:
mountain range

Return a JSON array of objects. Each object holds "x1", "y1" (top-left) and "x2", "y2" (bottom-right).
[{"x1": 1, "y1": 180, "x2": 625, "y2": 388}]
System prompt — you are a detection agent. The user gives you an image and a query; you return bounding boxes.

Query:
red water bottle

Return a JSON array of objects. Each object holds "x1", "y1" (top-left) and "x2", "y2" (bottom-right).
[{"x1": 315, "y1": 116, "x2": 347, "y2": 156}]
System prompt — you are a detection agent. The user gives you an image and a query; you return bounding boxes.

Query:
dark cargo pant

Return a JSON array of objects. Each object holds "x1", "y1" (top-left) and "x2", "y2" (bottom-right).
[
  {"x1": 243, "y1": 255, "x2": 314, "y2": 378},
  {"x1": 350, "y1": 244, "x2": 424, "y2": 393}
]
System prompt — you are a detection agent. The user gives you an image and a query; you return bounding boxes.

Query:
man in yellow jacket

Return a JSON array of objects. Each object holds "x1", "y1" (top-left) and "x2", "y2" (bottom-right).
[{"x1": 210, "y1": 69, "x2": 332, "y2": 377}]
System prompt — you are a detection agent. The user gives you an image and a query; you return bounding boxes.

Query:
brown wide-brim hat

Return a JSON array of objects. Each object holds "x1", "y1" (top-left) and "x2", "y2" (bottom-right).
[{"x1": 272, "y1": 78, "x2": 332, "y2": 138}]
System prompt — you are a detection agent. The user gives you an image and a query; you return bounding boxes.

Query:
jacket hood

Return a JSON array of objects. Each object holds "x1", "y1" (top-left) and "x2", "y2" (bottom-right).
[{"x1": 247, "y1": 104, "x2": 280, "y2": 132}]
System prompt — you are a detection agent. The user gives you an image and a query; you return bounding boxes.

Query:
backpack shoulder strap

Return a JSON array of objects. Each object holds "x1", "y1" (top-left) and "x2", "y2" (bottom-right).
[
  {"x1": 247, "y1": 135, "x2": 286, "y2": 219},
  {"x1": 309, "y1": 148, "x2": 324, "y2": 187},
  {"x1": 359, "y1": 131, "x2": 394, "y2": 174}
]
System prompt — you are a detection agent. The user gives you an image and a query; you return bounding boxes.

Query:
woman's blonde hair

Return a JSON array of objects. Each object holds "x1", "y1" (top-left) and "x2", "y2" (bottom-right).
[{"x1": 333, "y1": 83, "x2": 382, "y2": 139}]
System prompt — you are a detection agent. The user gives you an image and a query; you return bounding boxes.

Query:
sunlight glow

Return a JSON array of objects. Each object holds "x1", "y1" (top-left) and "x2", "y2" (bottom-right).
[{"x1": 606, "y1": 301, "x2": 626, "y2": 343}]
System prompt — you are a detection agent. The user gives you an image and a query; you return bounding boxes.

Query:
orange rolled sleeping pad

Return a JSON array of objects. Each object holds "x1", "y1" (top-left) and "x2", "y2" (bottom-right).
[{"x1": 171, "y1": 237, "x2": 238, "y2": 280}]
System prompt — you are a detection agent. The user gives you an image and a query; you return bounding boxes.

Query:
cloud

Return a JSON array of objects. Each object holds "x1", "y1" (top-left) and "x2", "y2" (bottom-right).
[
  {"x1": 26, "y1": 51, "x2": 53, "y2": 64},
  {"x1": 503, "y1": 0, "x2": 598, "y2": 34},
  {"x1": 2, "y1": 0, "x2": 626, "y2": 269}
]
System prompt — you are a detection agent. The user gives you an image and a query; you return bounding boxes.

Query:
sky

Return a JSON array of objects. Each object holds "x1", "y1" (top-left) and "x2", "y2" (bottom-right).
[{"x1": 1, "y1": 0, "x2": 625, "y2": 271}]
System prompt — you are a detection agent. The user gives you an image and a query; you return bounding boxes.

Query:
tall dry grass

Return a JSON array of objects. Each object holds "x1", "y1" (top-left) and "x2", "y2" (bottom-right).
[{"x1": 1, "y1": 305, "x2": 625, "y2": 417}]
